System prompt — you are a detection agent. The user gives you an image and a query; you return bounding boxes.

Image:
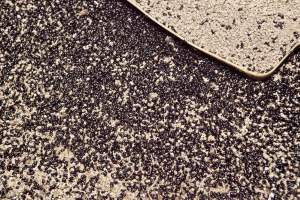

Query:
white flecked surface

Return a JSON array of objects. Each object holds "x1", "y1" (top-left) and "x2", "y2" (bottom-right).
[
  {"x1": 1, "y1": 0, "x2": 300, "y2": 199},
  {"x1": 129, "y1": 0, "x2": 300, "y2": 74}
]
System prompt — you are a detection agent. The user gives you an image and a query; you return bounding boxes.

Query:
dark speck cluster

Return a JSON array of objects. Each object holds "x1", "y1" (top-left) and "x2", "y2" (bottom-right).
[{"x1": 0, "y1": 0, "x2": 299, "y2": 199}]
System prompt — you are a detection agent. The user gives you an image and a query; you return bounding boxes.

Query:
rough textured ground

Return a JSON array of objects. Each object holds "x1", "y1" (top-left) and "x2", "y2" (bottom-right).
[
  {"x1": 0, "y1": 0, "x2": 299, "y2": 199},
  {"x1": 129, "y1": 0, "x2": 300, "y2": 73}
]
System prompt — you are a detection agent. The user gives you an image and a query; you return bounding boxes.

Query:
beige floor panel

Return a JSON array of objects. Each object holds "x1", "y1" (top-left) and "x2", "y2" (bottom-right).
[{"x1": 128, "y1": 0, "x2": 300, "y2": 78}]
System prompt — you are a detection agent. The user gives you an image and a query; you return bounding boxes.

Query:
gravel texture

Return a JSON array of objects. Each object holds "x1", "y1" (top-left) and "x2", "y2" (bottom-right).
[
  {"x1": 0, "y1": 0, "x2": 299, "y2": 199},
  {"x1": 129, "y1": 0, "x2": 300, "y2": 73}
]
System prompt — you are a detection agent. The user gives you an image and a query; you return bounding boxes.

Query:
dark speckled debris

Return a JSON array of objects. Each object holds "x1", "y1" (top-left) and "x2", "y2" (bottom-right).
[
  {"x1": 128, "y1": 0, "x2": 300, "y2": 73},
  {"x1": 0, "y1": 0, "x2": 299, "y2": 200}
]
